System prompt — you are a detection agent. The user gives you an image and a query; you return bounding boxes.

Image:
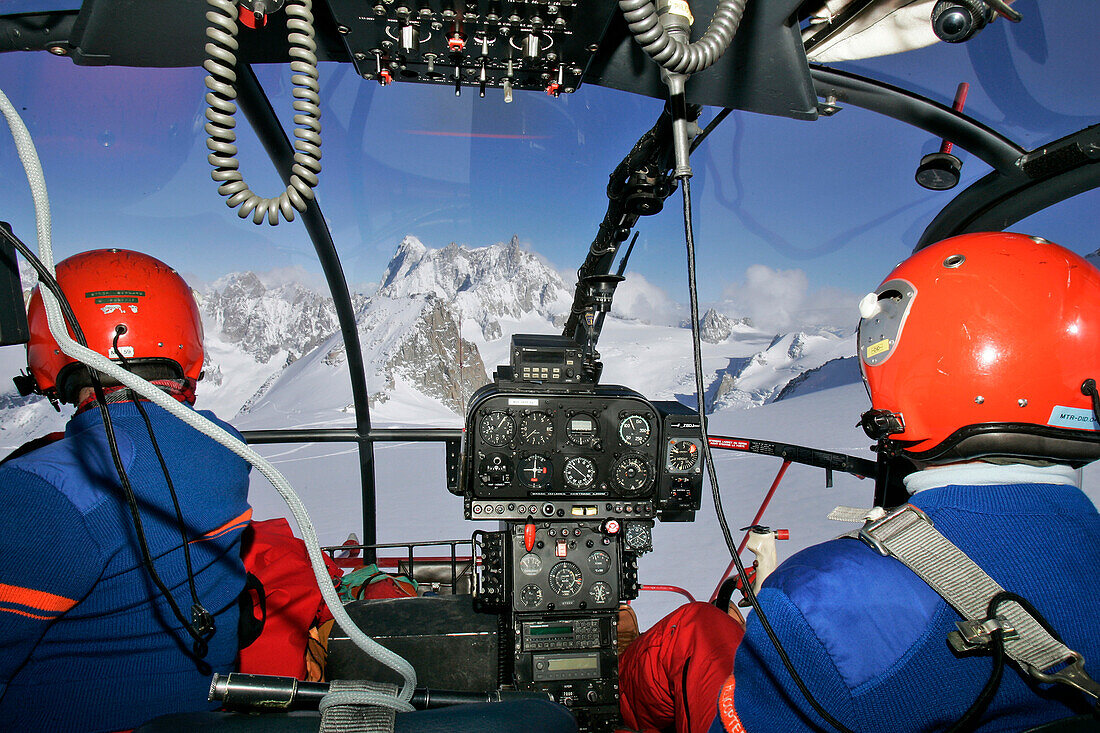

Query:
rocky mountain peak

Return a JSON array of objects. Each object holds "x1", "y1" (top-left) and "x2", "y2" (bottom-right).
[
  {"x1": 202, "y1": 272, "x2": 341, "y2": 363},
  {"x1": 375, "y1": 235, "x2": 571, "y2": 339}
]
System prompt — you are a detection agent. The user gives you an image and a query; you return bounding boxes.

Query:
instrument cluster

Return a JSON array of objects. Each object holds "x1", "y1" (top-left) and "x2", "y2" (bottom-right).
[{"x1": 463, "y1": 385, "x2": 662, "y2": 520}]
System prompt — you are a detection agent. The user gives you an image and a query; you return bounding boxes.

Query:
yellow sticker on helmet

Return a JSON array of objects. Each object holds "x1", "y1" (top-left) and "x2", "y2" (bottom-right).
[{"x1": 866, "y1": 339, "x2": 891, "y2": 359}]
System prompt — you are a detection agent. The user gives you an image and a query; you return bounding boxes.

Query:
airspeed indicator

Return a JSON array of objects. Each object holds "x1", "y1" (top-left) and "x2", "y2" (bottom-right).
[{"x1": 618, "y1": 414, "x2": 651, "y2": 446}]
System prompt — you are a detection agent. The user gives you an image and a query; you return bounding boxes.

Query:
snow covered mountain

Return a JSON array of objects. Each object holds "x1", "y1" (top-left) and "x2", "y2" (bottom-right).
[
  {"x1": 377, "y1": 234, "x2": 573, "y2": 339},
  {"x1": 0, "y1": 235, "x2": 857, "y2": 449}
]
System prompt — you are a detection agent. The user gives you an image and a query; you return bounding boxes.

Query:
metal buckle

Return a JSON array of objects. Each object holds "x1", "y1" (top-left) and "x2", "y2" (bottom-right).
[
  {"x1": 948, "y1": 617, "x2": 1018, "y2": 653},
  {"x1": 1027, "y1": 653, "x2": 1100, "y2": 703},
  {"x1": 857, "y1": 503, "x2": 931, "y2": 557}
]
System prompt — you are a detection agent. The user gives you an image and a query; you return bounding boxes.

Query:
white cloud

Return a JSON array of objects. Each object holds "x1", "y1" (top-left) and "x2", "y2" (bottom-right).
[
  {"x1": 611, "y1": 272, "x2": 685, "y2": 325},
  {"x1": 719, "y1": 264, "x2": 859, "y2": 333},
  {"x1": 256, "y1": 264, "x2": 329, "y2": 291}
]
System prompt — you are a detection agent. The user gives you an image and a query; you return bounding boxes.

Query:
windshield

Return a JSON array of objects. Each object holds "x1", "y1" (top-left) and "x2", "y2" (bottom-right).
[{"x1": 1, "y1": 0, "x2": 1097, "y2": 624}]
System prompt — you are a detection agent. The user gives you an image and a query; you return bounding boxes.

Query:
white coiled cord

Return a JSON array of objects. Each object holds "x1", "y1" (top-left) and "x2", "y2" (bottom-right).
[
  {"x1": 203, "y1": 0, "x2": 322, "y2": 225},
  {"x1": 1, "y1": 87, "x2": 416, "y2": 712},
  {"x1": 618, "y1": 0, "x2": 748, "y2": 75}
]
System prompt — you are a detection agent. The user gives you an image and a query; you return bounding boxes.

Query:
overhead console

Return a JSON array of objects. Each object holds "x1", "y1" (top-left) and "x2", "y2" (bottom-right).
[
  {"x1": 12, "y1": 0, "x2": 819, "y2": 119},
  {"x1": 326, "y1": 0, "x2": 619, "y2": 97}
]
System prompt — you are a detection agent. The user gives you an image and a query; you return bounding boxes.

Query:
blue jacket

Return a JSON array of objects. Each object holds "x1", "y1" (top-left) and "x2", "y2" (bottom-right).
[
  {"x1": 0, "y1": 401, "x2": 251, "y2": 732},
  {"x1": 722, "y1": 468, "x2": 1100, "y2": 732}
]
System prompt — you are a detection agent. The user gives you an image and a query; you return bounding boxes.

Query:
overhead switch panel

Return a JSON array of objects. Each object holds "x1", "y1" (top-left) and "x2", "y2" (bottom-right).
[{"x1": 327, "y1": 0, "x2": 620, "y2": 97}]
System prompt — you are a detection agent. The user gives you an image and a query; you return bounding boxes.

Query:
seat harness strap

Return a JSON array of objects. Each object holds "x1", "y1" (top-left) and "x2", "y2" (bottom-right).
[
  {"x1": 840, "y1": 503, "x2": 1100, "y2": 704},
  {"x1": 318, "y1": 679, "x2": 398, "y2": 733}
]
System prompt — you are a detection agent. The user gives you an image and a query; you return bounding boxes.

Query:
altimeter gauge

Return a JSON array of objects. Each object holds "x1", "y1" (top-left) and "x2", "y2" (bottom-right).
[
  {"x1": 563, "y1": 456, "x2": 597, "y2": 490},
  {"x1": 479, "y1": 411, "x2": 515, "y2": 446},
  {"x1": 666, "y1": 439, "x2": 701, "y2": 473},
  {"x1": 520, "y1": 411, "x2": 554, "y2": 446}
]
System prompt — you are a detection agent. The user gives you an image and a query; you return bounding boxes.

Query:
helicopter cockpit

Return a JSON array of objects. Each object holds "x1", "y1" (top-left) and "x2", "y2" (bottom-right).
[{"x1": 1, "y1": 0, "x2": 1098, "y2": 731}]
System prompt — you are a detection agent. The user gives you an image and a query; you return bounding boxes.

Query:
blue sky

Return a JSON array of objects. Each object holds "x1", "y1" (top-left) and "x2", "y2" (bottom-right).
[{"x1": 0, "y1": 0, "x2": 1095, "y2": 320}]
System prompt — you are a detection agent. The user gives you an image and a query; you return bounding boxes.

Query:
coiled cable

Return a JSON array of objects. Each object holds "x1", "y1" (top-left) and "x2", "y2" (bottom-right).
[
  {"x1": 203, "y1": 0, "x2": 322, "y2": 225},
  {"x1": 618, "y1": 0, "x2": 748, "y2": 75}
]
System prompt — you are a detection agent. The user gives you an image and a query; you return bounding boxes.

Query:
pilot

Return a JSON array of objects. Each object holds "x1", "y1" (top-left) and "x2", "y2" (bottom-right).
[
  {"x1": 622, "y1": 232, "x2": 1100, "y2": 733},
  {"x1": 0, "y1": 249, "x2": 252, "y2": 731}
]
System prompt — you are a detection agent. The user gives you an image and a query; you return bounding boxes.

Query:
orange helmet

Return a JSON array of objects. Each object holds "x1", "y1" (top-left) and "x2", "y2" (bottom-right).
[
  {"x1": 26, "y1": 249, "x2": 204, "y2": 403},
  {"x1": 857, "y1": 232, "x2": 1100, "y2": 466}
]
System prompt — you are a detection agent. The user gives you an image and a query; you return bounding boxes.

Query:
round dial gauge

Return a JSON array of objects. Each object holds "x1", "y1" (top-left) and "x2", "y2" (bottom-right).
[
  {"x1": 667, "y1": 439, "x2": 700, "y2": 472},
  {"x1": 548, "y1": 561, "x2": 584, "y2": 597},
  {"x1": 478, "y1": 411, "x2": 515, "y2": 446},
  {"x1": 477, "y1": 453, "x2": 512, "y2": 487},
  {"x1": 520, "y1": 584, "x2": 544, "y2": 608},
  {"x1": 563, "y1": 456, "x2": 597, "y2": 489},
  {"x1": 590, "y1": 581, "x2": 613, "y2": 605},
  {"x1": 519, "y1": 552, "x2": 543, "y2": 577},
  {"x1": 520, "y1": 411, "x2": 554, "y2": 446},
  {"x1": 625, "y1": 523, "x2": 652, "y2": 552},
  {"x1": 618, "y1": 414, "x2": 652, "y2": 446},
  {"x1": 518, "y1": 454, "x2": 553, "y2": 488},
  {"x1": 566, "y1": 413, "x2": 600, "y2": 446},
  {"x1": 588, "y1": 550, "x2": 611, "y2": 575},
  {"x1": 612, "y1": 454, "x2": 653, "y2": 497}
]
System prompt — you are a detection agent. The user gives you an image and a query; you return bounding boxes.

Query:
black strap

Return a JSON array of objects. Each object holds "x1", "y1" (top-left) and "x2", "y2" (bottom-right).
[{"x1": 237, "y1": 572, "x2": 267, "y2": 651}]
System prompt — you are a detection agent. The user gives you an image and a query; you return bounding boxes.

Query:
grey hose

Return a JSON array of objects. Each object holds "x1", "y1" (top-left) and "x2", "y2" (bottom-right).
[
  {"x1": 618, "y1": 0, "x2": 748, "y2": 74},
  {"x1": 204, "y1": 0, "x2": 322, "y2": 225},
  {"x1": 1, "y1": 88, "x2": 415, "y2": 710}
]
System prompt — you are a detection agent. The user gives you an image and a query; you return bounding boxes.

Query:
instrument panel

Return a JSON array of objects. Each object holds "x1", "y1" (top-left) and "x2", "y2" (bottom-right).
[
  {"x1": 463, "y1": 384, "x2": 662, "y2": 520},
  {"x1": 509, "y1": 522, "x2": 620, "y2": 613}
]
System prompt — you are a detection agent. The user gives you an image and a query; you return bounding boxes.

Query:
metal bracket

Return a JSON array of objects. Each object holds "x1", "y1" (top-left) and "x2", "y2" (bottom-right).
[
  {"x1": 948, "y1": 616, "x2": 1018, "y2": 654},
  {"x1": 856, "y1": 503, "x2": 931, "y2": 557},
  {"x1": 1027, "y1": 653, "x2": 1100, "y2": 703}
]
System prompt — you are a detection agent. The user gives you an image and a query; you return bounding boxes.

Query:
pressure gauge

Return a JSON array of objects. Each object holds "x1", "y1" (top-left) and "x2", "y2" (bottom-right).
[
  {"x1": 520, "y1": 411, "x2": 554, "y2": 446},
  {"x1": 520, "y1": 584, "x2": 544, "y2": 608},
  {"x1": 519, "y1": 552, "x2": 543, "y2": 576},
  {"x1": 618, "y1": 414, "x2": 651, "y2": 446},
  {"x1": 590, "y1": 581, "x2": 613, "y2": 605},
  {"x1": 588, "y1": 550, "x2": 611, "y2": 574},
  {"x1": 479, "y1": 411, "x2": 515, "y2": 446}
]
